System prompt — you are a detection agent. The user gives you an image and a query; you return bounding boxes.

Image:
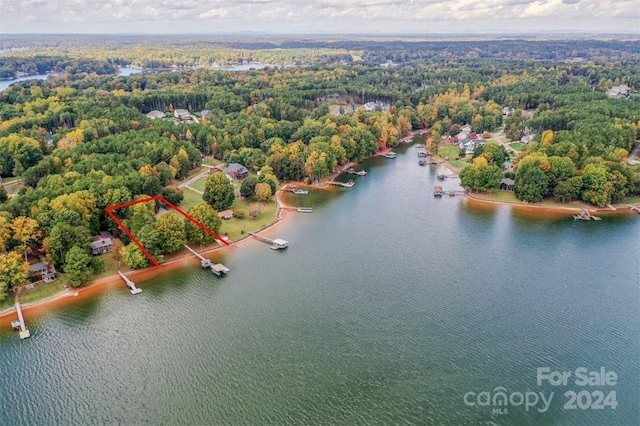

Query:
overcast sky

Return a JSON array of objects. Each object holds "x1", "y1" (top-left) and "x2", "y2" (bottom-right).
[{"x1": 0, "y1": 0, "x2": 638, "y2": 34}]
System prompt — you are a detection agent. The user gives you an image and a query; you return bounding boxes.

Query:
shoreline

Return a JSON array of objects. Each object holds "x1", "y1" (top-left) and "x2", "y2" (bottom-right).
[
  {"x1": 3, "y1": 134, "x2": 638, "y2": 324},
  {"x1": 432, "y1": 146, "x2": 640, "y2": 216},
  {"x1": 0, "y1": 185, "x2": 297, "y2": 324}
]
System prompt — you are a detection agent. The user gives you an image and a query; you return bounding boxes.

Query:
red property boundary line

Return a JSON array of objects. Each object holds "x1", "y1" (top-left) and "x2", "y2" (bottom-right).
[{"x1": 105, "y1": 195, "x2": 229, "y2": 267}]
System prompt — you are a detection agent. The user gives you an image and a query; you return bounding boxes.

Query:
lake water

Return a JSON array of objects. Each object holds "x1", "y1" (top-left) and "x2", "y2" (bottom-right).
[
  {"x1": 0, "y1": 74, "x2": 49, "y2": 92},
  {"x1": 1, "y1": 142, "x2": 638, "y2": 425}
]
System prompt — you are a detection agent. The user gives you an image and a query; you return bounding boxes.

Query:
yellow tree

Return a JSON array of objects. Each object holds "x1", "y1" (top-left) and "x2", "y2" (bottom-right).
[
  {"x1": 0, "y1": 216, "x2": 11, "y2": 253},
  {"x1": 541, "y1": 130, "x2": 555, "y2": 146},
  {"x1": 0, "y1": 251, "x2": 29, "y2": 298},
  {"x1": 10, "y1": 216, "x2": 41, "y2": 261},
  {"x1": 254, "y1": 182, "x2": 272, "y2": 201}
]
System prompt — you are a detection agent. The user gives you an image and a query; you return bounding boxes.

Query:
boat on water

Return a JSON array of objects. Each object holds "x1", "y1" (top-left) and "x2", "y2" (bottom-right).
[
  {"x1": 418, "y1": 159, "x2": 428, "y2": 166},
  {"x1": 292, "y1": 189, "x2": 309, "y2": 195},
  {"x1": 383, "y1": 152, "x2": 397, "y2": 159},
  {"x1": 417, "y1": 150, "x2": 428, "y2": 157}
]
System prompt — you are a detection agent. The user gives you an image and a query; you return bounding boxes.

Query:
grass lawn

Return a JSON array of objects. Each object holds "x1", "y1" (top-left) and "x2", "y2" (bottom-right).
[
  {"x1": 509, "y1": 142, "x2": 527, "y2": 151},
  {"x1": 623, "y1": 196, "x2": 640, "y2": 205},
  {"x1": 190, "y1": 176, "x2": 207, "y2": 193},
  {"x1": 202, "y1": 156, "x2": 223, "y2": 167},
  {"x1": 437, "y1": 145, "x2": 470, "y2": 170},
  {"x1": 221, "y1": 199, "x2": 278, "y2": 241},
  {"x1": 18, "y1": 281, "x2": 67, "y2": 305},
  {"x1": 2, "y1": 176, "x2": 22, "y2": 183},
  {"x1": 471, "y1": 191, "x2": 584, "y2": 208},
  {"x1": 0, "y1": 294, "x2": 15, "y2": 311},
  {"x1": 180, "y1": 188, "x2": 203, "y2": 209},
  {"x1": 93, "y1": 251, "x2": 124, "y2": 279}
]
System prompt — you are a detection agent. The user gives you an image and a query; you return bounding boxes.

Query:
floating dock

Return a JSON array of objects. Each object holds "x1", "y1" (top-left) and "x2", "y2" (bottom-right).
[
  {"x1": 573, "y1": 210, "x2": 601, "y2": 221},
  {"x1": 297, "y1": 207, "x2": 313, "y2": 213},
  {"x1": 248, "y1": 232, "x2": 288, "y2": 250},
  {"x1": 346, "y1": 168, "x2": 367, "y2": 176},
  {"x1": 327, "y1": 180, "x2": 355, "y2": 188},
  {"x1": 211, "y1": 263, "x2": 230, "y2": 276},
  {"x1": 383, "y1": 152, "x2": 397, "y2": 158},
  {"x1": 185, "y1": 245, "x2": 229, "y2": 276},
  {"x1": 118, "y1": 271, "x2": 142, "y2": 294},
  {"x1": 13, "y1": 303, "x2": 30, "y2": 339}
]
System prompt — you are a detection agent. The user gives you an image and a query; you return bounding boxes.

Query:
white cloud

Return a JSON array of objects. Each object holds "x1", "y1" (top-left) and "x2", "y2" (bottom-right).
[{"x1": 0, "y1": 0, "x2": 637, "y2": 33}]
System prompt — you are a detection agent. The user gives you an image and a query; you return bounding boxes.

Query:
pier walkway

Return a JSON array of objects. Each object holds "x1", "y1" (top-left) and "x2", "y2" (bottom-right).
[
  {"x1": 12, "y1": 303, "x2": 31, "y2": 339},
  {"x1": 184, "y1": 245, "x2": 229, "y2": 276},
  {"x1": 248, "y1": 232, "x2": 288, "y2": 250},
  {"x1": 118, "y1": 271, "x2": 142, "y2": 294},
  {"x1": 327, "y1": 180, "x2": 355, "y2": 188}
]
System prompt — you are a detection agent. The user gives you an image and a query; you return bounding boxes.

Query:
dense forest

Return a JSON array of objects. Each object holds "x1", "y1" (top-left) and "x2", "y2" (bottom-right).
[{"x1": 0, "y1": 36, "x2": 639, "y2": 296}]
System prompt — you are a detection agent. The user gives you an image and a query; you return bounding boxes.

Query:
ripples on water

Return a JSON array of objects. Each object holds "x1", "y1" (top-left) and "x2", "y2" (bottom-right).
[{"x1": 1, "y1": 143, "x2": 638, "y2": 425}]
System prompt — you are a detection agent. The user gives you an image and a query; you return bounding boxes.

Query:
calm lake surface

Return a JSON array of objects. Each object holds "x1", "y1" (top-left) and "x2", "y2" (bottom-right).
[
  {"x1": 0, "y1": 74, "x2": 49, "y2": 92},
  {"x1": 1, "y1": 142, "x2": 638, "y2": 425}
]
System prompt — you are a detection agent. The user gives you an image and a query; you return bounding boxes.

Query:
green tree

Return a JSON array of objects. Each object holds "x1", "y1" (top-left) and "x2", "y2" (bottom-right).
[
  {"x1": 64, "y1": 246, "x2": 94, "y2": 287},
  {"x1": 240, "y1": 175, "x2": 259, "y2": 198},
  {"x1": 514, "y1": 161, "x2": 550, "y2": 203},
  {"x1": 0, "y1": 185, "x2": 7, "y2": 203},
  {"x1": 155, "y1": 213, "x2": 186, "y2": 254},
  {"x1": 459, "y1": 157, "x2": 503, "y2": 192},
  {"x1": 45, "y1": 222, "x2": 91, "y2": 268},
  {"x1": 203, "y1": 172, "x2": 235, "y2": 211},
  {"x1": 0, "y1": 251, "x2": 29, "y2": 299},
  {"x1": 185, "y1": 202, "x2": 222, "y2": 245},
  {"x1": 120, "y1": 243, "x2": 149, "y2": 269},
  {"x1": 581, "y1": 163, "x2": 612, "y2": 207}
]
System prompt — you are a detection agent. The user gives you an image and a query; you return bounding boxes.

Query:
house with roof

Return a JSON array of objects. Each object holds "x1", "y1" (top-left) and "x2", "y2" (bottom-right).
[
  {"x1": 224, "y1": 163, "x2": 249, "y2": 179},
  {"x1": 500, "y1": 178, "x2": 515, "y2": 191},
  {"x1": 173, "y1": 109, "x2": 191, "y2": 120},
  {"x1": 146, "y1": 110, "x2": 166, "y2": 120},
  {"x1": 29, "y1": 262, "x2": 49, "y2": 277},
  {"x1": 218, "y1": 209, "x2": 234, "y2": 220},
  {"x1": 606, "y1": 85, "x2": 630, "y2": 100},
  {"x1": 91, "y1": 237, "x2": 113, "y2": 255},
  {"x1": 43, "y1": 272, "x2": 57, "y2": 283}
]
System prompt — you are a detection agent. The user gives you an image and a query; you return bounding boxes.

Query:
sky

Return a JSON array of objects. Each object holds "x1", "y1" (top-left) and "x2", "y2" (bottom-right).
[{"x1": 0, "y1": 0, "x2": 638, "y2": 34}]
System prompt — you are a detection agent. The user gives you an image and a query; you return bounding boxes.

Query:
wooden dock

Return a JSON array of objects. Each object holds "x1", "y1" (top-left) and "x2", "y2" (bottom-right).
[
  {"x1": 573, "y1": 209, "x2": 602, "y2": 221},
  {"x1": 628, "y1": 205, "x2": 640, "y2": 214},
  {"x1": 327, "y1": 180, "x2": 355, "y2": 188},
  {"x1": 248, "y1": 232, "x2": 288, "y2": 250},
  {"x1": 184, "y1": 244, "x2": 211, "y2": 268},
  {"x1": 297, "y1": 207, "x2": 313, "y2": 213},
  {"x1": 185, "y1": 245, "x2": 229, "y2": 275},
  {"x1": 118, "y1": 271, "x2": 142, "y2": 294},
  {"x1": 12, "y1": 303, "x2": 30, "y2": 339},
  {"x1": 383, "y1": 152, "x2": 397, "y2": 158},
  {"x1": 445, "y1": 190, "x2": 466, "y2": 196},
  {"x1": 346, "y1": 168, "x2": 367, "y2": 176},
  {"x1": 211, "y1": 263, "x2": 230, "y2": 276}
]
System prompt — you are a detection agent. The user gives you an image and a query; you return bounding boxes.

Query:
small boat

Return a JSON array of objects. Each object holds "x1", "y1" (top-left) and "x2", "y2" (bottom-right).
[
  {"x1": 383, "y1": 152, "x2": 397, "y2": 159},
  {"x1": 292, "y1": 189, "x2": 308, "y2": 195},
  {"x1": 418, "y1": 159, "x2": 428, "y2": 166},
  {"x1": 417, "y1": 150, "x2": 428, "y2": 157}
]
